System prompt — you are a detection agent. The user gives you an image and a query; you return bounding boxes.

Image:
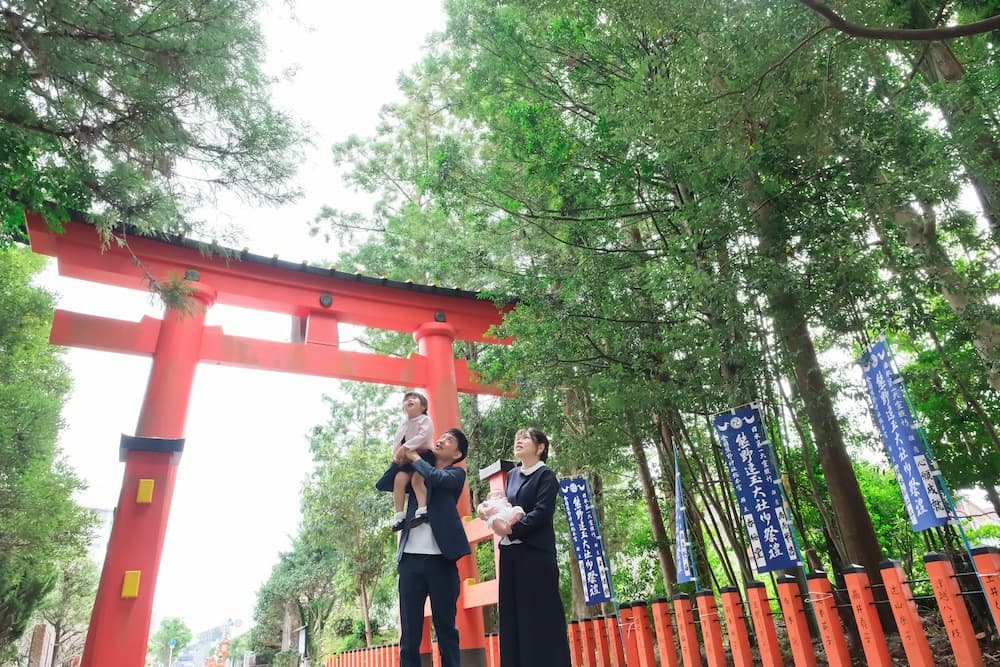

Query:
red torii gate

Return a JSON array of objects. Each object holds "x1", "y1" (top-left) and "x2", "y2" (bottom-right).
[{"x1": 25, "y1": 212, "x2": 510, "y2": 667}]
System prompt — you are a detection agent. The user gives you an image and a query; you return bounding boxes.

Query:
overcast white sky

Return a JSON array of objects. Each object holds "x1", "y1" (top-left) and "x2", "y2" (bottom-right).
[{"x1": 39, "y1": 0, "x2": 447, "y2": 635}]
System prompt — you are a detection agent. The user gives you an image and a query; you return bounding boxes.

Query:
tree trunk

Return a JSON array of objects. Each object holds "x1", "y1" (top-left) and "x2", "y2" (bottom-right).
[
  {"x1": 667, "y1": 418, "x2": 752, "y2": 584},
  {"x1": 907, "y1": 0, "x2": 1000, "y2": 243},
  {"x1": 897, "y1": 206, "x2": 1000, "y2": 391},
  {"x1": 49, "y1": 623, "x2": 63, "y2": 667},
  {"x1": 281, "y1": 601, "x2": 294, "y2": 650},
  {"x1": 986, "y1": 486, "x2": 1000, "y2": 520},
  {"x1": 360, "y1": 583, "x2": 373, "y2": 647},
  {"x1": 746, "y1": 175, "x2": 889, "y2": 603},
  {"x1": 628, "y1": 434, "x2": 677, "y2": 593}
]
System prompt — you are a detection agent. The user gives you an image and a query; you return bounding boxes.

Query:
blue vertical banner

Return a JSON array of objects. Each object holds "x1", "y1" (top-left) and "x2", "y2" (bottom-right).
[
  {"x1": 674, "y1": 452, "x2": 696, "y2": 584},
  {"x1": 559, "y1": 477, "x2": 614, "y2": 605},
  {"x1": 859, "y1": 339, "x2": 949, "y2": 531},
  {"x1": 713, "y1": 404, "x2": 801, "y2": 573}
]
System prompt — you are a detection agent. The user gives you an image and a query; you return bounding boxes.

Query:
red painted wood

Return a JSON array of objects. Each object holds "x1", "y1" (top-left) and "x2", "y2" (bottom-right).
[
  {"x1": 630, "y1": 602, "x2": 657, "y2": 667},
  {"x1": 878, "y1": 560, "x2": 935, "y2": 667},
  {"x1": 649, "y1": 598, "x2": 678, "y2": 667},
  {"x1": 924, "y1": 553, "x2": 985, "y2": 667},
  {"x1": 842, "y1": 566, "x2": 892, "y2": 667},
  {"x1": 81, "y1": 284, "x2": 215, "y2": 667},
  {"x1": 805, "y1": 572, "x2": 851, "y2": 667},
  {"x1": 775, "y1": 575, "x2": 817, "y2": 667},
  {"x1": 695, "y1": 591, "x2": 726, "y2": 667},
  {"x1": 672, "y1": 595, "x2": 700, "y2": 667},
  {"x1": 719, "y1": 587, "x2": 753, "y2": 667},
  {"x1": 970, "y1": 547, "x2": 1000, "y2": 634},
  {"x1": 27, "y1": 215, "x2": 510, "y2": 343},
  {"x1": 745, "y1": 582, "x2": 782, "y2": 667}
]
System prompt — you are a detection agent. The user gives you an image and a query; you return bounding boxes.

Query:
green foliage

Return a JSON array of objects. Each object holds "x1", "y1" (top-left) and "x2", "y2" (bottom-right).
[
  {"x1": 1, "y1": 0, "x2": 304, "y2": 245},
  {"x1": 274, "y1": 648, "x2": 301, "y2": 667},
  {"x1": 965, "y1": 523, "x2": 1000, "y2": 546},
  {"x1": 0, "y1": 248, "x2": 95, "y2": 657},
  {"x1": 302, "y1": 0, "x2": 998, "y2": 631},
  {"x1": 0, "y1": 554, "x2": 55, "y2": 661},
  {"x1": 226, "y1": 632, "x2": 251, "y2": 662},
  {"x1": 34, "y1": 550, "x2": 100, "y2": 665},
  {"x1": 301, "y1": 383, "x2": 399, "y2": 651},
  {"x1": 248, "y1": 539, "x2": 339, "y2": 661},
  {"x1": 147, "y1": 617, "x2": 192, "y2": 666}
]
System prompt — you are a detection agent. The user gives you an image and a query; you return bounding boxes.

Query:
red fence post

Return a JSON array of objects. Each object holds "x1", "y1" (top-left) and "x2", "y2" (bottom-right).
[
  {"x1": 745, "y1": 581, "x2": 783, "y2": 667},
  {"x1": 842, "y1": 565, "x2": 892, "y2": 667},
  {"x1": 878, "y1": 560, "x2": 935, "y2": 667},
  {"x1": 619, "y1": 604, "x2": 641, "y2": 666},
  {"x1": 924, "y1": 552, "x2": 985, "y2": 667},
  {"x1": 589, "y1": 618, "x2": 611, "y2": 667},
  {"x1": 632, "y1": 602, "x2": 658, "y2": 667},
  {"x1": 650, "y1": 598, "x2": 679, "y2": 667},
  {"x1": 719, "y1": 586, "x2": 753, "y2": 667},
  {"x1": 605, "y1": 615, "x2": 627, "y2": 667},
  {"x1": 805, "y1": 571, "x2": 851, "y2": 667},
  {"x1": 672, "y1": 594, "x2": 700, "y2": 667},
  {"x1": 568, "y1": 620, "x2": 582, "y2": 667},
  {"x1": 486, "y1": 633, "x2": 499, "y2": 667},
  {"x1": 970, "y1": 546, "x2": 1000, "y2": 633},
  {"x1": 695, "y1": 590, "x2": 725, "y2": 667},
  {"x1": 580, "y1": 617, "x2": 597, "y2": 667},
  {"x1": 776, "y1": 574, "x2": 817, "y2": 667}
]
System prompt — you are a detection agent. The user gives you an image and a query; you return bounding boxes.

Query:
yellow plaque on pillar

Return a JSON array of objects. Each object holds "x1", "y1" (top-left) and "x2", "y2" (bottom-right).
[
  {"x1": 136, "y1": 478, "x2": 155, "y2": 504},
  {"x1": 121, "y1": 570, "x2": 141, "y2": 598}
]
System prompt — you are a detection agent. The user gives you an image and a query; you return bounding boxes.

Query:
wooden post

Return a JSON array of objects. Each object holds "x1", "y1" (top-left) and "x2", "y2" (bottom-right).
[
  {"x1": 776, "y1": 574, "x2": 817, "y2": 667},
  {"x1": 745, "y1": 581, "x2": 783, "y2": 667},
  {"x1": 878, "y1": 560, "x2": 935, "y2": 667},
  {"x1": 649, "y1": 598, "x2": 679, "y2": 667},
  {"x1": 631, "y1": 602, "x2": 657, "y2": 667},
  {"x1": 719, "y1": 586, "x2": 753, "y2": 667},
  {"x1": 590, "y1": 618, "x2": 612, "y2": 667},
  {"x1": 569, "y1": 620, "x2": 583, "y2": 667},
  {"x1": 970, "y1": 546, "x2": 1000, "y2": 633},
  {"x1": 924, "y1": 552, "x2": 985, "y2": 667},
  {"x1": 580, "y1": 616, "x2": 597, "y2": 667},
  {"x1": 619, "y1": 604, "x2": 640, "y2": 666},
  {"x1": 672, "y1": 594, "x2": 700, "y2": 667},
  {"x1": 842, "y1": 565, "x2": 892, "y2": 667},
  {"x1": 487, "y1": 633, "x2": 499, "y2": 667},
  {"x1": 605, "y1": 615, "x2": 627, "y2": 667},
  {"x1": 805, "y1": 571, "x2": 851, "y2": 667},
  {"x1": 695, "y1": 590, "x2": 726, "y2": 667}
]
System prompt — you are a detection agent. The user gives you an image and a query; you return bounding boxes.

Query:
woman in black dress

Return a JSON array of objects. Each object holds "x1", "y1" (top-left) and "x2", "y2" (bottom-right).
[{"x1": 491, "y1": 427, "x2": 572, "y2": 667}]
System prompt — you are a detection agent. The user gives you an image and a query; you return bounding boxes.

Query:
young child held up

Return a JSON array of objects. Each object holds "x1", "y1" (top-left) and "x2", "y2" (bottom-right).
[{"x1": 390, "y1": 391, "x2": 434, "y2": 531}]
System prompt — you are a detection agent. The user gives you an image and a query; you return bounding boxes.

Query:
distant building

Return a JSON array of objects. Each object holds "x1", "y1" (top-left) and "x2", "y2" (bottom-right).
[{"x1": 955, "y1": 492, "x2": 1000, "y2": 530}]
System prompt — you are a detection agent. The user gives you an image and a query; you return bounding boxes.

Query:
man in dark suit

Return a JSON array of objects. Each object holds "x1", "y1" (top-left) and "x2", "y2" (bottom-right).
[{"x1": 375, "y1": 427, "x2": 470, "y2": 667}]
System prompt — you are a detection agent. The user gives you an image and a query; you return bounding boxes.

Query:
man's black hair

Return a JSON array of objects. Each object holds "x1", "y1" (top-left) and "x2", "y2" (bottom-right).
[{"x1": 446, "y1": 428, "x2": 469, "y2": 463}]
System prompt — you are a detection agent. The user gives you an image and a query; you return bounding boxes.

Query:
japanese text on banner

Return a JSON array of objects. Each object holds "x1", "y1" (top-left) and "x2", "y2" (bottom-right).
[
  {"x1": 713, "y1": 404, "x2": 800, "y2": 574},
  {"x1": 675, "y1": 454, "x2": 695, "y2": 584},
  {"x1": 559, "y1": 477, "x2": 613, "y2": 605},
  {"x1": 860, "y1": 340, "x2": 948, "y2": 532}
]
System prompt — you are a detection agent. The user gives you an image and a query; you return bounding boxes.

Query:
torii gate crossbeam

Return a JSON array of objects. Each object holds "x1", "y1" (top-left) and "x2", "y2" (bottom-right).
[{"x1": 26, "y1": 213, "x2": 510, "y2": 667}]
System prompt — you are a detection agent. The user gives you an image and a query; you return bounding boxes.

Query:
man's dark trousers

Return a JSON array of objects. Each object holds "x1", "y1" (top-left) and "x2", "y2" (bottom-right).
[{"x1": 398, "y1": 553, "x2": 461, "y2": 667}]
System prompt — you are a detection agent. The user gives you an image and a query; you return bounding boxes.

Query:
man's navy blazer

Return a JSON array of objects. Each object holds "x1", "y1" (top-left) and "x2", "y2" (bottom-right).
[
  {"x1": 505, "y1": 465, "x2": 560, "y2": 554},
  {"x1": 376, "y1": 458, "x2": 471, "y2": 562}
]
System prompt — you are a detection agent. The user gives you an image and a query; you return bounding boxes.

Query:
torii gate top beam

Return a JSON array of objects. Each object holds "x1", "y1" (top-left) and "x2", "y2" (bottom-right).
[{"x1": 26, "y1": 214, "x2": 510, "y2": 344}]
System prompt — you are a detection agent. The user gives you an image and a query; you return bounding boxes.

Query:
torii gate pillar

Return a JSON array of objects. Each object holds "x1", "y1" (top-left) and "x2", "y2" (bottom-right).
[
  {"x1": 81, "y1": 279, "x2": 217, "y2": 667},
  {"x1": 415, "y1": 321, "x2": 487, "y2": 667}
]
